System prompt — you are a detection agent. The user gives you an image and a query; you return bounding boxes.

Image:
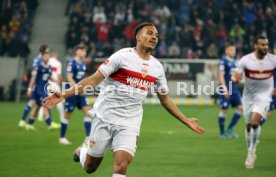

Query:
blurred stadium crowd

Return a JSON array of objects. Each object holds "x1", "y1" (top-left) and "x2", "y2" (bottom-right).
[
  {"x1": 1, "y1": 0, "x2": 276, "y2": 59},
  {"x1": 0, "y1": 0, "x2": 38, "y2": 57},
  {"x1": 65, "y1": 0, "x2": 276, "y2": 59}
]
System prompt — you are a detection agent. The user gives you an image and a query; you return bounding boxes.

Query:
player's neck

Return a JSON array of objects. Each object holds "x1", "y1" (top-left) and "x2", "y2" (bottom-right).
[
  {"x1": 135, "y1": 46, "x2": 151, "y2": 60},
  {"x1": 42, "y1": 61, "x2": 48, "y2": 65},
  {"x1": 75, "y1": 56, "x2": 82, "y2": 62},
  {"x1": 225, "y1": 56, "x2": 233, "y2": 61},
  {"x1": 254, "y1": 51, "x2": 265, "y2": 60}
]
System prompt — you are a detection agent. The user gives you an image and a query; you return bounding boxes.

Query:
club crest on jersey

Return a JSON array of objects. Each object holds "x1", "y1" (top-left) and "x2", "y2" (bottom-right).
[
  {"x1": 141, "y1": 69, "x2": 148, "y2": 78},
  {"x1": 89, "y1": 138, "x2": 96, "y2": 148}
]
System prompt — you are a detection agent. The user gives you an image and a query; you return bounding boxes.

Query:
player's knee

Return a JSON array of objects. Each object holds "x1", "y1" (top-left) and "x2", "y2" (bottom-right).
[
  {"x1": 237, "y1": 106, "x2": 243, "y2": 112},
  {"x1": 246, "y1": 124, "x2": 251, "y2": 132},
  {"x1": 251, "y1": 123, "x2": 259, "y2": 129},
  {"x1": 84, "y1": 163, "x2": 97, "y2": 174},
  {"x1": 220, "y1": 109, "x2": 227, "y2": 114},
  {"x1": 84, "y1": 167, "x2": 96, "y2": 174},
  {"x1": 113, "y1": 161, "x2": 129, "y2": 174}
]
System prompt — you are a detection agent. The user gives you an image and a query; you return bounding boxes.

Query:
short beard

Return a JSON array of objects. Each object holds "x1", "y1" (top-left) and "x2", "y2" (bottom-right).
[
  {"x1": 144, "y1": 47, "x2": 154, "y2": 53},
  {"x1": 258, "y1": 49, "x2": 267, "y2": 59}
]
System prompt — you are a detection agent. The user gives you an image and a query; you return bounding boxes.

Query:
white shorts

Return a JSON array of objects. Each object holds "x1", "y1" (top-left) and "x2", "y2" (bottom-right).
[
  {"x1": 87, "y1": 116, "x2": 139, "y2": 157},
  {"x1": 243, "y1": 101, "x2": 270, "y2": 124}
]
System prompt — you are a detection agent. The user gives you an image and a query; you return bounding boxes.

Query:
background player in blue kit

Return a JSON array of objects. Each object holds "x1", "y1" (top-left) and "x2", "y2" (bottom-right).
[
  {"x1": 218, "y1": 44, "x2": 243, "y2": 139},
  {"x1": 18, "y1": 44, "x2": 49, "y2": 127},
  {"x1": 24, "y1": 48, "x2": 60, "y2": 130},
  {"x1": 59, "y1": 44, "x2": 92, "y2": 145}
]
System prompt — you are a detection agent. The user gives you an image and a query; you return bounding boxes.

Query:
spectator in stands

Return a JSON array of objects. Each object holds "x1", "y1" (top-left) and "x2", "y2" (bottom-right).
[
  {"x1": 93, "y1": 2, "x2": 106, "y2": 23},
  {"x1": 184, "y1": 48, "x2": 194, "y2": 59},
  {"x1": 124, "y1": 20, "x2": 138, "y2": 43},
  {"x1": 0, "y1": 0, "x2": 36, "y2": 57},
  {"x1": 66, "y1": 30, "x2": 79, "y2": 49},
  {"x1": 65, "y1": 0, "x2": 276, "y2": 59},
  {"x1": 243, "y1": 1, "x2": 257, "y2": 25},
  {"x1": 95, "y1": 20, "x2": 112, "y2": 43},
  {"x1": 206, "y1": 43, "x2": 219, "y2": 59},
  {"x1": 168, "y1": 41, "x2": 181, "y2": 58},
  {"x1": 229, "y1": 24, "x2": 246, "y2": 43},
  {"x1": 157, "y1": 38, "x2": 169, "y2": 58}
]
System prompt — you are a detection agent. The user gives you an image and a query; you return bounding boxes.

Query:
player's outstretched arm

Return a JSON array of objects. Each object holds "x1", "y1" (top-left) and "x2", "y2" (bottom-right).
[
  {"x1": 43, "y1": 70, "x2": 105, "y2": 108},
  {"x1": 157, "y1": 93, "x2": 205, "y2": 134}
]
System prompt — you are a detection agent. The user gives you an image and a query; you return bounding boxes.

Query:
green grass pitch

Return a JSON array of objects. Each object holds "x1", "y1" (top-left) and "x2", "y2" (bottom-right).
[{"x1": 0, "y1": 102, "x2": 275, "y2": 177}]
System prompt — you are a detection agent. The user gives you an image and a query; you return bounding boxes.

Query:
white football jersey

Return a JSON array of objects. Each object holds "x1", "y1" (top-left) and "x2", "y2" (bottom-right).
[
  {"x1": 48, "y1": 57, "x2": 62, "y2": 91},
  {"x1": 237, "y1": 52, "x2": 276, "y2": 103},
  {"x1": 48, "y1": 57, "x2": 62, "y2": 80},
  {"x1": 93, "y1": 48, "x2": 168, "y2": 131}
]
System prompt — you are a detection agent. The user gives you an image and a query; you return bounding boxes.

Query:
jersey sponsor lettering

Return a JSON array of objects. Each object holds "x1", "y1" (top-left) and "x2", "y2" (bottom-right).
[
  {"x1": 245, "y1": 69, "x2": 273, "y2": 80},
  {"x1": 109, "y1": 68, "x2": 156, "y2": 90}
]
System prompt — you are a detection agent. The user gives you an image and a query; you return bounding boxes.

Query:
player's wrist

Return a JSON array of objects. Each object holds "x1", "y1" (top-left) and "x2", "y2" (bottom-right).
[
  {"x1": 61, "y1": 91, "x2": 67, "y2": 99},
  {"x1": 181, "y1": 117, "x2": 189, "y2": 125}
]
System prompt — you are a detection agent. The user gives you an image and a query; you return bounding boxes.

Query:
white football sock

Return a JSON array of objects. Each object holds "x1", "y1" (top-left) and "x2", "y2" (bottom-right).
[
  {"x1": 56, "y1": 102, "x2": 64, "y2": 121},
  {"x1": 61, "y1": 117, "x2": 69, "y2": 124},
  {"x1": 80, "y1": 147, "x2": 88, "y2": 167},
  {"x1": 38, "y1": 107, "x2": 44, "y2": 118},
  {"x1": 245, "y1": 129, "x2": 251, "y2": 150},
  {"x1": 251, "y1": 126, "x2": 261, "y2": 151},
  {"x1": 112, "y1": 174, "x2": 126, "y2": 177}
]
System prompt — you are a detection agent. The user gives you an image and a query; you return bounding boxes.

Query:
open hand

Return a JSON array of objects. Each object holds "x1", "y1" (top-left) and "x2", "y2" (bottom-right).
[
  {"x1": 185, "y1": 118, "x2": 205, "y2": 134},
  {"x1": 43, "y1": 92, "x2": 64, "y2": 109}
]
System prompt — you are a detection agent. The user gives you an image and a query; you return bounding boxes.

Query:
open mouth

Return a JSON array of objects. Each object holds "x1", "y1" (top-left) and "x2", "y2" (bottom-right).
[{"x1": 149, "y1": 40, "x2": 156, "y2": 46}]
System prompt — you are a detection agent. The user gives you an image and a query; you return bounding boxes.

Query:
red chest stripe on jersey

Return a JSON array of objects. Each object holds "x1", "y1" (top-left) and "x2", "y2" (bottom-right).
[
  {"x1": 51, "y1": 67, "x2": 57, "y2": 72},
  {"x1": 109, "y1": 68, "x2": 157, "y2": 90},
  {"x1": 245, "y1": 68, "x2": 273, "y2": 80}
]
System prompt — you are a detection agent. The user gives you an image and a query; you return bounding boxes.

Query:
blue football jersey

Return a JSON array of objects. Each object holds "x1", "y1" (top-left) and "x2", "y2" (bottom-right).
[
  {"x1": 32, "y1": 62, "x2": 52, "y2": 91},
  {"x1": 273, "y1": 69, "x2": 276, "y2": 88},
  {"x1": 66, "y1": 58, "x2": 86, "y2": 83},
  {"x1": 218, "y1": 56, "x2": 238, "y2": 92},
  {"x1": 32, "y1": 55, "x2": 42, "y2": 69}
]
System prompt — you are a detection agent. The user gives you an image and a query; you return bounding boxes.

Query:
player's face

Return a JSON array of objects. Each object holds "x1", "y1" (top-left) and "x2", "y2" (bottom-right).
[
  {"x1": 42, "y1": 51, "x2": 50, "y2": 63},
  {"x1": 76, "y1": 49, "x2": 87, "y2": 59},
  {"x1": 137, "y1": 25, "x2": 158, "y2": 51},
  {"x1": 255, "y1": 38, "x2": 269, "y2": 56},
  {"x1": 226, "y1": 46, "x2": 236, "y2": 58}
]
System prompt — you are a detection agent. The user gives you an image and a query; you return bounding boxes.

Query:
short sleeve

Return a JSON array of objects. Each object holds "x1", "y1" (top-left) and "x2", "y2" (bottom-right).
[
  {"x1": 31, "y1": 66, "x2": 38, "y2": 77},
  {"x1": 57, "y1": 62, "x2": 62, "y2": 75},
  {"x1": 66, "y1": 60, "x2": 74, "y2": 74},
  {"x1": 32, "y1": 56, "x2": 40, "y2": 69},
  {"x1": 154, "y1": 65, "x2": 169, "y2": 94},
  {"x1": 218, "y1": 60, "x2": 225, "y2": 72},
  {"x1": 98, "y1": 52, "x2": 121, "y2": 78}
]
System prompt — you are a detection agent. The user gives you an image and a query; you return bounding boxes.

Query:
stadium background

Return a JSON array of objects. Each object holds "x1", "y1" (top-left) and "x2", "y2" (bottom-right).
[{"x1": 0, "y1": 0, "x2": 276, "y2": 177}]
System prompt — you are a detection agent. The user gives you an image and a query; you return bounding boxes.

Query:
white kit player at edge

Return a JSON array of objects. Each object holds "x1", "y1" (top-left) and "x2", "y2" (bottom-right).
[
  {"x1": 38, "y1": 52, "x2": 64, "y2": 122},
  {"x1": 232, "y1": 35, "x2": 276, "y2": 169},
  {"x1": 48, "y1": 52, "x2": 64, "y2": 121}
]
